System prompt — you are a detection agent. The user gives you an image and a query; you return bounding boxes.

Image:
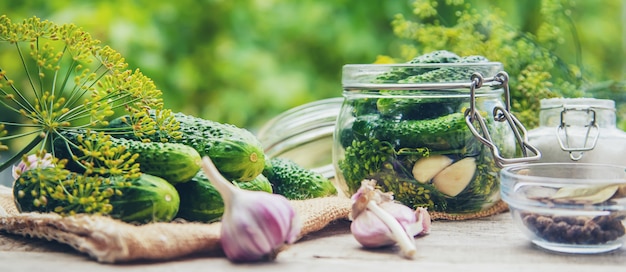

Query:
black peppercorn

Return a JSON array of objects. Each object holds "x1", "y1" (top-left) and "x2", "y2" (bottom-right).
[{"x1": 521, "y1": 213, "x2": 626, "y2": 245}]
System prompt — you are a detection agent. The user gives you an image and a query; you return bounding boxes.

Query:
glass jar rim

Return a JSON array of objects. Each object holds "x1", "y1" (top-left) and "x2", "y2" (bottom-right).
[
  {"x1": 500, "y1": 162, "x2": 626, "y2": 211},
  {"x1": 342, "y1": 62, "x2": 504, "y2": 90},
  {"x1": 501, "y1": 162, "x2": 626, "y2": 184},
  {"x1": 256, "y1": 97, "x2": 342, "y2": 179},
  {"x1": 540, "y1": 97, "x2": 616, "y2": 110},
  {"x1": 343, "y1": 62, "x2": 503, "y2": 69}
]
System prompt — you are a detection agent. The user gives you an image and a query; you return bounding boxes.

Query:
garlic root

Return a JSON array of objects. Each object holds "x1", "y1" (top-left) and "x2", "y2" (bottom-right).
[{"x1": 365, "y1": 200, "x2": 417, "y2": 259}]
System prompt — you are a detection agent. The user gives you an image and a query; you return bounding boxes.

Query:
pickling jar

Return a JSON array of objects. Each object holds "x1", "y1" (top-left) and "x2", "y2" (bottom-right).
[
  {"x1": 527, "y1": 98, "x2": 626, "y2": 166},
  {"x1": 334, "y1": 62, "x2": 539, "y2": 215}
]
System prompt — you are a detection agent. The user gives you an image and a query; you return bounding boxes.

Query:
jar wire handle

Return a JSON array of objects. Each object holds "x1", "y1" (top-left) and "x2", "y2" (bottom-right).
[
  {"x1": 555, "y1": 106, "x2": 600, "y2": 161},
  {"x1": 464, "y1": 72, "x2": 541, "y2": 168}
]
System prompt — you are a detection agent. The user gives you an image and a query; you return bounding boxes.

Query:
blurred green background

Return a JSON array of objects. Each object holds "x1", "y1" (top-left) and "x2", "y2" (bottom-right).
[{"x1": 1, "y1": 0, "x2": 624, "y2": 131}]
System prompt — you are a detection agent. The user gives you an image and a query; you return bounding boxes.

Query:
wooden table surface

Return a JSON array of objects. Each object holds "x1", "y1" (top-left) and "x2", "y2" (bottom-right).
[{"x1": 1, "y1": 211, "x2": 624, "y2": 272}]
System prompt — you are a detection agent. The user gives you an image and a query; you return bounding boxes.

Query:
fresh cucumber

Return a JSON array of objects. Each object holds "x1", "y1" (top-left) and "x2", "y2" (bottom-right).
[
  {"x1": 13, "y1": 168, "x2": 179, "y2": 223},
  {"x1": 175, "y1": 171, "x2": 272, "y2": 223},
  {"x1": 108, "y1": 111, "x2": 265, "y2": 181},
  {"x1": 262, "y1": 157, "x2": 337, "y2": 200},
  {"x1": 53, "y1": 130, "x2": 201, "y2": 184},
  {"x1": 109, "y1": 173, "x2": 180, "y2": 223}
]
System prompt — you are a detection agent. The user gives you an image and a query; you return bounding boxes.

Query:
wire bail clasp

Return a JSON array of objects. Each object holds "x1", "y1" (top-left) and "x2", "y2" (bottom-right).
[
  {"x1": 556, "y1": 106, "x2": 600, "y2": 161},
  {"x1": 464, "y1": 71, "x2": 541, "y2": 168}
]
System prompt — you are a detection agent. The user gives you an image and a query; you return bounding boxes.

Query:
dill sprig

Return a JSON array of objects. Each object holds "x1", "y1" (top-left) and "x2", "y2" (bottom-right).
[
  {"x1": 12, "y1": 154, "x2": 131, "y2": 216},
  {"x1": 55, "y1": 129, "x2": 142, "y2": 178},
  {"x1": 384, "y1": 0, "x2": 584, "y2": 128},
  {"x1": 0, "y1": 15, "x2": 180, "y2": 173}
]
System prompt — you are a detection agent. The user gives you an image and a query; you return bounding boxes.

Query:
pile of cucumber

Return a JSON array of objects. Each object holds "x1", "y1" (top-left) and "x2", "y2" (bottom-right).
[{"x1": 13, "y1": 111, "x2": 336, "y2": 224}]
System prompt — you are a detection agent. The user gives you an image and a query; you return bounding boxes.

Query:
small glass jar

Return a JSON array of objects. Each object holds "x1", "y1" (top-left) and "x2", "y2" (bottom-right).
[
  {"x1": 334, "y1": 62, "x2": 525, "y2": 214},
  {"x1": 527, "y1": 98, "x2": 626, "y2": 165}
]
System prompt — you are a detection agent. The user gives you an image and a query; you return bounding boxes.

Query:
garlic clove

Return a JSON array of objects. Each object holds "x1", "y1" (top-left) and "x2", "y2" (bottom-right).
[
  {"x1": 220, "y1": 190, "x2": 300, "y2": 261},
  {"x1": 349, "y1": 180, "x2": 430, "y2": 259},
  {"x1": 412, "y1": 155, "x2": 453, "y2": 183},
  {"x1": 352, "y1": 201, "x2": 420, "y2": 248},
  {"x1": 351, "y1": 209, "x2": 396, "y2": 248},
  {"x1": 411, "y1": 207, "x2": 431, "y2": 236},
  {"x1": 432, "y1": 157, "x2": 476, "y2": 197},
  {"x1": 379, "y1": 202, "x2": 417, "y2": 227},
  {"x1": 200, "y1": 156, "x2": 301, "y2": 262},
  {"x1": 364, "y1": 199, "x2": 417, "y2": 259}
]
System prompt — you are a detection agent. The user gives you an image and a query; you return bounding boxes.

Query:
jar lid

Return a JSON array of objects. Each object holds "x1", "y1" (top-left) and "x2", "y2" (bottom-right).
[
  {"x1": 256, "y1": 97, "x2": 343, "y2": 179},
  {"x1": 540, "y1": 97, "x2": 615, "y2": 110}
]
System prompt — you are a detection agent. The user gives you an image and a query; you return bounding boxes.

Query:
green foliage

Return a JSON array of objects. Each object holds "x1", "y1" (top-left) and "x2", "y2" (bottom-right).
[
  {"x1": 0, "y1": 0, "x2": 407, "y2": 129},
  {"x1": 0, "y1": 0, "x2": 623, "y2": 132},
  {"x1": 383, "y1": 0, "x2": 595, "y2": 128},
  {"x1": 338, "y1": 137, "x2": 398, "y2": 193}
]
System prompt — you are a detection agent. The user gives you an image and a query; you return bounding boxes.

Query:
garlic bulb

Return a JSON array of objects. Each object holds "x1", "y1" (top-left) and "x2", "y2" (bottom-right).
[
  {"x1": 200, "y1": 156, "x2": 301, "y2": 262},
  {"x1": 12, "y1": 152, "x2": 54, "y2": 180},
  {"x1": 349, "y1": 179, "x2": 431, "y2": 259}
]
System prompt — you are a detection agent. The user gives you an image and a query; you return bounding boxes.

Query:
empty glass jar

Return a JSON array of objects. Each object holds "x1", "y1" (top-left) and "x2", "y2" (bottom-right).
[
  {"x1": 256, "y1": 97, "x2": 343, "y2": 180},
  {"x1": 528, "y1": 98, "x2": 626, "y2": 166}
]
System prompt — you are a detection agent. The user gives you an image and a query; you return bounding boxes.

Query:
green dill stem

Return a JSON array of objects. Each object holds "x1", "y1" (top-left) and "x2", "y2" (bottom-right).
[
  {"x1": 0, "y1": 128, "x2": 44, "y2": 141},
  {"x1": 55, "y1": 70, "x2": 123, "y2": 123},
  {"x1": 51, "y1": 45, "x2": 69, "y2": 100},
  {"x1": 0, "y1": 98, "x2": 28, "y2": 117},
  {"x1": 55, "y1": 61, "x2": 107, "y2": 114},
  {"x1": 14, "y1": 43, "x2": 42, "y2": 107},
  {"x1": 0, "y1": 132, "x2": 44, "y2": 172},
  {"x1": 36, "y1": 39, "x2": 46, "y2": 114},
  {"x1": 57, "y1": 61, "x2": 84, "y2": 110},
  {"x1": 0, "y1": 69, "x2": 38, "y2": 115}
]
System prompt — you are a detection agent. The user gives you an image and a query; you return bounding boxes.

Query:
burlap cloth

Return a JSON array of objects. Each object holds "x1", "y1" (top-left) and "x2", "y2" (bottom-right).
[{"x1": 0, "y1": 185, "x2": 507, "y2": 263}]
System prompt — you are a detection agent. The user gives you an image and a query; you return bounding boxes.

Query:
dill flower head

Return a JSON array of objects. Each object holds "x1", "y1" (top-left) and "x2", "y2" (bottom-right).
[
  {"x1": 13, "y1": 160, "x2": 128, "y2": 216},
  {"x1": 385, "y1": 0, "x2": 583, "y2": 128},
  {"x1": 0, "y1": 15, "x2": 179, "y2": 173},
  {"x1": 1, "y1": 15, "x2": 182, "y2": 218}
]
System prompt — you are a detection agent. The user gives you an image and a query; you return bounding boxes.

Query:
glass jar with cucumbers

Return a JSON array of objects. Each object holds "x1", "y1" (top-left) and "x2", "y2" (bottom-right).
[{"x1": 333, "y1": 51, "x2": 539, "y2": 215}]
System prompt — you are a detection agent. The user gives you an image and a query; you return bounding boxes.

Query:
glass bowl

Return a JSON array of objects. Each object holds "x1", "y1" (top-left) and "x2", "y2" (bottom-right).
[{"x1": 500, "y1": 163, "x2": 626, "y2": 254}]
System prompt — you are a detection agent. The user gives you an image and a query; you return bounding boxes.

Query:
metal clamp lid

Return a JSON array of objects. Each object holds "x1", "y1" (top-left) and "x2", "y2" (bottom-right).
[
  {"x1": 556, "y1": 106, "x2": 600, "y2": 161},
  {"x1": 464, "y1": 72, "x2": 541, "y2": 168}
]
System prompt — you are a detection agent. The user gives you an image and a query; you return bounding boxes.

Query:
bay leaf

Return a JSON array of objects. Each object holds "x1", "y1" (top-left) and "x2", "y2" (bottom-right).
[
  {"x1": 614, "y1": 184, "x2": 626, "y2": 198},
  {"x1": 550, "y1": 184, "x2": 620, "y2": 204}
]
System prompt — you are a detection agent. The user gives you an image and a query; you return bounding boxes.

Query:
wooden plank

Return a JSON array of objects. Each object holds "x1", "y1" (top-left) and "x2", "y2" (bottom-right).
[{"x1": 1, "y1": 213, "x2": 624, "y2": 271}]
